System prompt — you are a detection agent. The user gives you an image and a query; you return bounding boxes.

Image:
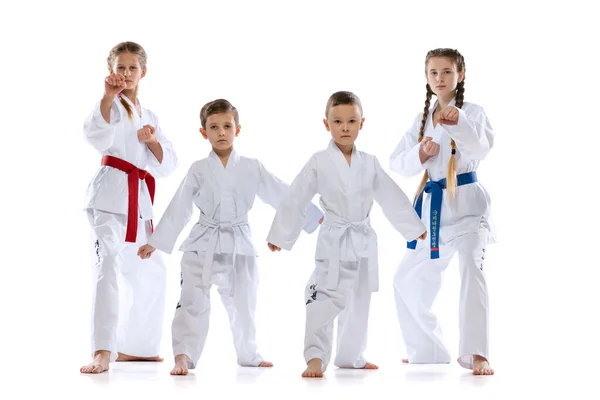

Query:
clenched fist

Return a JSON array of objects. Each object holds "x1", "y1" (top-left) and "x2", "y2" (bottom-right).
[
  {"x1": 267, "y1": 243, "x2": 281, "y2": 252},
  {"x1": 138, "y1": 124, "x2": 158, "y2": 144},
  {"x1": 438, "y1": 106, "x2": 459, "y2": 125},
  {"x1": 137, "y1": 244, "x2": 156, "y2": 259},
  {"x1": 105, "y1": 72, "x2": 127, "y2": 98},
  {"x1": 420, "y1": 136, "x2": 440, "y2": 157}
]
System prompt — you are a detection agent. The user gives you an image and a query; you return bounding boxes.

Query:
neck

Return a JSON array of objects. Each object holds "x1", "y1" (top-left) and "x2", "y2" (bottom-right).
[
  {"x1": 121, "y1": 88, "x2": 137, "y2": 104},
  {"x1": 213, "y1": 146, "x2": 233, "y2": 167},
  {"x1": 334, "y1": 142, "x2": 354, "y2": 155},
  {"x1": 436, "y1": 92, "x2": 455, "y2": 110}
]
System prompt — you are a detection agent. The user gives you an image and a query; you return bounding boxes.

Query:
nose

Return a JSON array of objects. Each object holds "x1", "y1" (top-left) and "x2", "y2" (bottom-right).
[
  {"x1": 342, "y1": 124, "x2": 350, "y2": 132},
  {"x1": 218, "y1": 129, "x2": 225, "y2": 136}
]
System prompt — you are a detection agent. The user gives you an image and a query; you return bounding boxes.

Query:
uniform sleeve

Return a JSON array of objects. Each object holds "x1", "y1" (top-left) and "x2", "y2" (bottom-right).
[
  {"x1": 83, "y1": 100, "x2": 122, "y2": 152},
  {"x1": 373, "y1": 157, "x2": 426, "y2": 242},
  {"x1": 147, "y1": 163, "x2": 200, "y2": 254},
  {"x1": 441, "y1": 105, "x2": 494, "y2": 160},
  {"x1": 266, "y1": 156, "x2": 319, "y2": 250},
  {"x1": 257, "y1": 160, "x2": 323, "y2": 234},
  {"x1": 146, "y1": 115, "x2": 178, "y2": 178},
  {"x1": 389, "y1": 113, "x2": 427, "y2": 177}
]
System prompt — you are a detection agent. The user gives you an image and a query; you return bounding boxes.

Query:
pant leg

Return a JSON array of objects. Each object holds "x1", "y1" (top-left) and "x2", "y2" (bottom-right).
[
  {"x1": 171, "y1": 251, "x2": 211, "y2": 369},
  {"x1": 334, "y1": 258, "x2": 372, "y2": 369},
  {"x1": 455, "y1": 230, "x2": 490, "y2": 370},
  {"x1": 117, "y1": 219, "x2": 166, "y2": 357},
  {"x1": 87, "y1": 209, "x2": 127, "y2": 363},
  {"x1": 393, "y1": 240, "x2": 454, "y2": 363},
  {"x1": 304, "y1": 260, "x2": 358, "y2": 372},
  {"x1": 216, "y1": 254, "x2": 263, "y2": 367}
]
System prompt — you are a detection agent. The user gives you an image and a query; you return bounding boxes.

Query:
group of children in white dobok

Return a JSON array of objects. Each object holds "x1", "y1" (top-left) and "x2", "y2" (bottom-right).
[{"x1": 81, "y1": 42, "x2": 495, "y2": 378}]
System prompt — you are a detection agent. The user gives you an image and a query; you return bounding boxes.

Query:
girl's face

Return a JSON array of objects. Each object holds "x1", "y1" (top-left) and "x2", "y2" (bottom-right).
[
  {"x1": 426, "y1": 56, "x2": 464, "y2": 100},
  {"x1": 110, "y1": 52, "x2": 146, "y2": 91}
]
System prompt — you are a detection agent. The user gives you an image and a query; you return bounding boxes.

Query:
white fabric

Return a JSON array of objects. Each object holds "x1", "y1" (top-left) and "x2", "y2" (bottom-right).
[
  {"x1": 304, "y1": 259, "x2": 371, "y2": 372},
  {"x1": 147, "y1": 149, "x2": 322, "y2": 256},
  {"x1": 171, "y1": 252, "x2": 263, "y2": 369},
  {"x1": 267, "y1": 139, "x2": 426, "y2": 292},
  {"x1": 393, "y1": 227, "x2": 490, "y2": 370},
  {"x1": 87, "y1": 209, "x2": 166, "y2": 362}
]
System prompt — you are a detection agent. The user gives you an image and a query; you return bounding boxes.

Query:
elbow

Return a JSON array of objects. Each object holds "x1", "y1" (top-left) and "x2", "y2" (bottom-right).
[{"x1": 390, "y1": 157, "x2": 420, "y2": 178}]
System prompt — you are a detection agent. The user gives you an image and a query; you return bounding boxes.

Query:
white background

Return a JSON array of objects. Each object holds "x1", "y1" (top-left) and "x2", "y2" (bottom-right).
[{"x1": 0, "y1": 0, "x2": 598, "y2": 398}]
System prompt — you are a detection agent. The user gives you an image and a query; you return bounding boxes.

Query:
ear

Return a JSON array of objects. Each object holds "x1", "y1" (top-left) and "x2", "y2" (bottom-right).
[
  {"x1": 200, "y1": 127, "x2": 208, "y2": 139},
  {"x1": 141, "y1": 67, "x2": 147, "y2": 79},
  {"x1": 458, "y1": 71, "x2": 464, "y2": 83},
  {"x1": 235, "y1": 124, "x2": 241, "y2": 137},
  {"x1": 359, "y1": 117, "x2": 365, "y2": 130},
  {"x1": 323, "y1": 118, "x2": 330, "y2": 131}
]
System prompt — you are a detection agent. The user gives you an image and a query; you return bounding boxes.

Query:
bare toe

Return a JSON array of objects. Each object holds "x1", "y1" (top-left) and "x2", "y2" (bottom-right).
[{"x1": 258, "y1": 361, "x2": 273, "y2": 367}]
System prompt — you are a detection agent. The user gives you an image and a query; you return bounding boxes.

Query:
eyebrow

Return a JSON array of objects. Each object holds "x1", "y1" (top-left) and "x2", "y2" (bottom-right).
[{"x1": 429, "y1": 67, "x2": 453, "y2": 71}]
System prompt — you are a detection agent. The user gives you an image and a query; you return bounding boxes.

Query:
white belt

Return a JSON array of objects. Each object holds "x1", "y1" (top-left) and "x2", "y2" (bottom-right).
[
  {"x1": 199, "y1": 213, "x2": 249, "y2": 296},
  {"x1": 323, "y1": 213, "x2": 379, "y2": 292}
]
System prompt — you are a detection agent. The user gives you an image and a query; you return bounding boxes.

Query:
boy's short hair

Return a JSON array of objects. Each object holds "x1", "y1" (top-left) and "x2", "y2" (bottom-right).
[
  {"x1": 325, "y1": 91, "x2": 363, "y2": 118},
  {"x1": 200, "y1": 99, "x2": 239, "y2": 128}
]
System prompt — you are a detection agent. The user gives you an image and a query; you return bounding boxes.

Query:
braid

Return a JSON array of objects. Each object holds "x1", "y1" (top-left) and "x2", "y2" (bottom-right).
[
  {"x1": 119, "y1": 96, "x2": 134, "y2": 120},
  {"x1": 414, "y1": 84, "x2": 434, "y2": 202},
  {"x1": 446, "y1": 76, "x2": 465, "y2": 200}
]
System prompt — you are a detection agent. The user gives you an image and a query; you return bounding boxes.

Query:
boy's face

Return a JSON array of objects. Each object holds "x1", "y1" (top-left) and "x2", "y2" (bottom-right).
[
  {"x1": 323, "y1": 104, "x2": 364, "y2": 146},
  {"x1": 200, "y1": 112, "x2": 240, "y2": 151}
]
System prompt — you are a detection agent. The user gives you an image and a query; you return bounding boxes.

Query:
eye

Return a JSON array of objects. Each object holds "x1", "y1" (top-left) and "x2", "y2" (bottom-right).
[
  {"x1": 224, "y1": 124, "x2": 231, "y2": 128},
  {"x1": 210, "y1": 125, "x2": 217, "y2": 129},
  {"x1": 334, "y1": 120, "x2": 341, "y2": 124},
  {"x1": 349, "y1": 119, "x2": 356, "y2": 123}
]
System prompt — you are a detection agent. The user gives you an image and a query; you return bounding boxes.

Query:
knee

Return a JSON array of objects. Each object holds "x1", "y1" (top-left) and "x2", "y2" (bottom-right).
[{"x1": 393, "y1": 263, "x2": 413, "y2": 293}]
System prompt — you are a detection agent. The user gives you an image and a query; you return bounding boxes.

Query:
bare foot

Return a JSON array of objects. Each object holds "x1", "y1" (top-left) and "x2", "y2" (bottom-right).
[
  {"x1": 116, "y1": 353, "x2": 164, "y2": 362},
  {"x1": 258, "y1": 361, "x2": 273, "y2": 367},
  {"x1": 472, "y1": 355, "x2": 494, "y2": 375},
  {"x1": 362, "y1": 362, "x2": 378, "y2": 369},
  {"x1": 402, "y1": 359, "x2": 409, "y2": 363},
  {"x1": 80, "y1": 350, "x2": 110, "y2": 374},
  {"x1": 302, "y1": 358, "x2": 323, "y2": 378},
  {"x1": 170, "y1": 354, "x2": 189, "y2": 375}
]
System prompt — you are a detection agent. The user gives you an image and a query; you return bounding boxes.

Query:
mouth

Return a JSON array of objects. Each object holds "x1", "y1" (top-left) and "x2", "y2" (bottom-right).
[
  {"x1": 125, "y1": 80, "x2": 133, "y2": 83},
  {"x1": 436, "y1": 85, "x2": 446, "y2": 89}
]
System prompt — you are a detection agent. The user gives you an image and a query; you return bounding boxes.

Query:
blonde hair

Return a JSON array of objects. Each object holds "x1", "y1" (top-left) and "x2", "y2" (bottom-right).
[
  {"x1": 414, "y1": 48, "x2": 465, "y2": 202},
  {"x1": 106, "y1": 41, "x2": 148, "y2": 121}
]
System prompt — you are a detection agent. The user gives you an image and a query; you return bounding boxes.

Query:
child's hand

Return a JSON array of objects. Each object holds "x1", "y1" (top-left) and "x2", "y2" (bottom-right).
[
  {"x1": 104, "y1": 72, "x2": 126, "y2": 98},
  {"x1": 138, "y1": 124, "x2": 158, "y2": 144},
  {"x1": 267, "y1": 243, "x2": 281, "y2": 252},
  {"x1": 137, "y1": 244, "x2": 156, "y2": 259},
  {"x1": 418, "y1": 231, "x2": 427, "y2": 240},
  {"x1": 438, "y1": 106, "x2": 459, "y2": 125},
  {"x1": 421, "y1": 137, "x2": 440, "y2": 157}
]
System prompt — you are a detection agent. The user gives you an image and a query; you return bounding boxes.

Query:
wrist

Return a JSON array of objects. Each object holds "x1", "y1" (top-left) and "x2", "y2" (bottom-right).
[{"x1": 102, "y1": 94, "x2": 115, "y2": 104}]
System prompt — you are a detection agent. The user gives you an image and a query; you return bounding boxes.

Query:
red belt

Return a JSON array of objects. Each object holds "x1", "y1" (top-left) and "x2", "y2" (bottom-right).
[{"x1": 101, "y1": 155, "x2": 155, "y2": 242}]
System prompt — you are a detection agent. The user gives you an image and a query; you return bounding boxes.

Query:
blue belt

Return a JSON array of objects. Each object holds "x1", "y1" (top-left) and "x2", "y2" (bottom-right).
[{"x1": 407, "y1": 171, "x2": 478, "y2": 258}]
